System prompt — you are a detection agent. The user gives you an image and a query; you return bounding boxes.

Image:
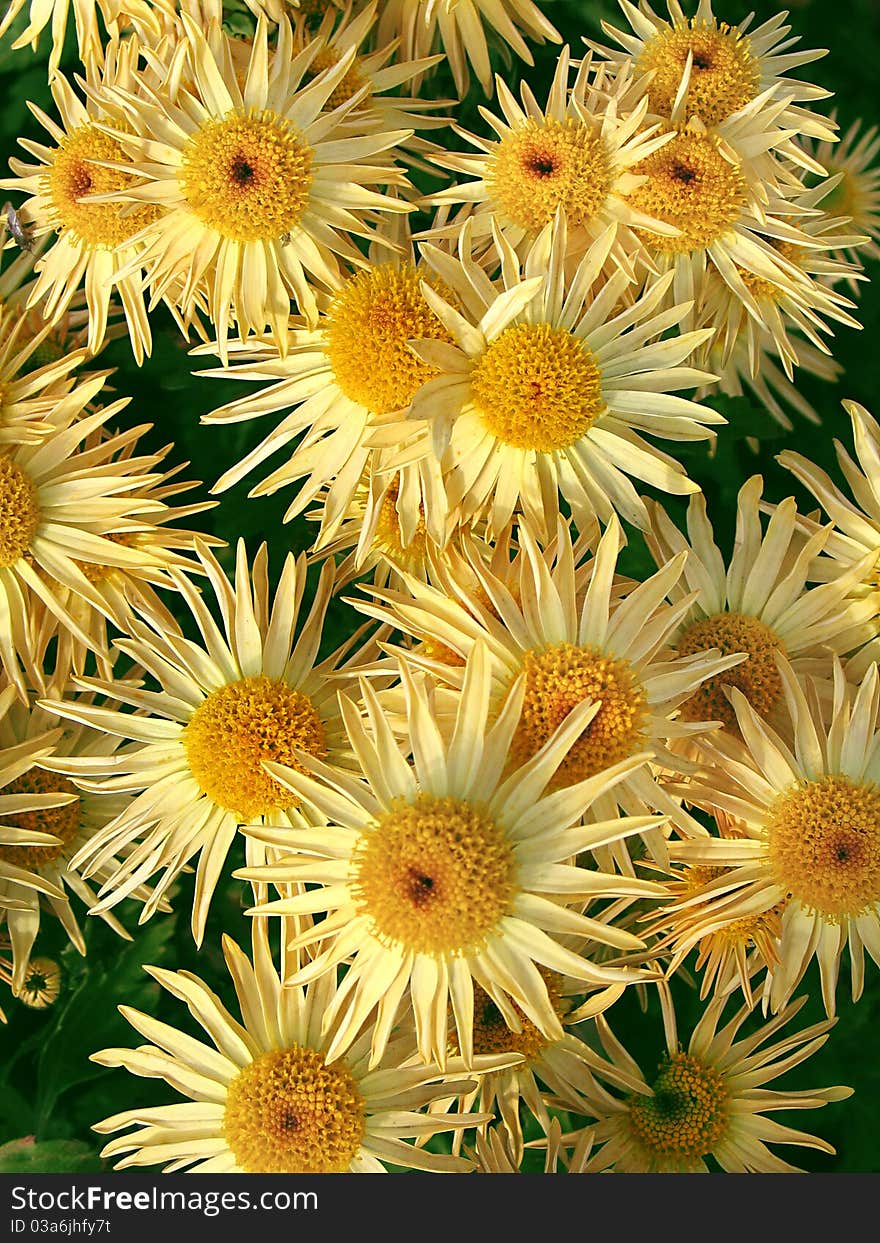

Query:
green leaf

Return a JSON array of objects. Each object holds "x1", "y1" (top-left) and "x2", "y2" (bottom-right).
[{"x1": 0, "y1": 1138, "x2": 102, "y2": 1173}]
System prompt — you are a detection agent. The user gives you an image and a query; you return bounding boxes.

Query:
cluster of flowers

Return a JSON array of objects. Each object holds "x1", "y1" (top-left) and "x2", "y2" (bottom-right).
[{"x1": 1, "y1": 0, "x2": 880, "y2": 1173}]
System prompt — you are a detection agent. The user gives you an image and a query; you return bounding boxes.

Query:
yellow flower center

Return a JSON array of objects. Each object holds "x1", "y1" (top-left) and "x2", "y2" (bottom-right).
[
  {"x1": 323, "y1": 264, "x2": 453, "y2": 414},
  {"x1": 636, "y1": 21, "x2": 759, "y2": 127},
  {"x1": 182, "y1": 675, "x2": 328, "y2": 820},
  {"x1": 46, "y1": 124, "x2": 160, "y2": 249},
  {"x1": 767, "y1": 774, "x2": 880, "y2": 919},
  {"x1": 676, "y1": 611, "x2": 785, "y2": 728},
  {"x1": 0, "y1": 771, "x2": 81, "y2": 870},
  {"x1": 629, "y1": 131, "x2": 747, "y2": 254},
  {"x1": 181, "y1": 110, "x2": 314, "y2": 243},
  {"x1": 509, "y1": 642, "x2": 649, "y2": 789},
  {"x1": 223, "y1": 1045, "x2": 365, "y2": 1173},
  {"x1": 0, "y1": 455, "x2": 40, "y2": 567},
  {"x1": 352, "y1": 794, "x2": 517, "y2": 955},
  {"x1": 372, "y1": 477, "x2": 428, "y2": 571},
  {"x1": 471, "y1": 322, "x2": 605, "y2": 452},
  {"x1": 19, "y1": 957, "x2": 62, "y2": 1009},
  {"x1": 629, "y1": 1053, "x2": 729, "y2": 1166},
  {"x1": 485, "y1": 117, "x2": 614, "y2": 232},
  {"x1": 469, "y1": 974, "x2": 565, "y2": 1062},
  {"x1": 302, "y1": 46, "x2": 371, "y2": 111}
]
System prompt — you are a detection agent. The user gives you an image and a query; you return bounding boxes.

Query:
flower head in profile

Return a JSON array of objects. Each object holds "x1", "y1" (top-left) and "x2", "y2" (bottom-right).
[
  {"x1": 41, "y1": 541, "x2": 380, "y2": 943},
  {"x1": 669, "y1": 656, "x2": 880, "y2": 1016},
  {"x1": 810, "y1": 118, "x2": 880, "y2": 266},
  {"x1": 93, "y1": 15, "x2": 413, "y2": 357},
  {"x1": 560, "y1": 985, "x2": 850, "y2": 1172},
  {"x1": 238, "y1": 643, "x2": 667, "y2": 1067},
  {"x1": 92, "y1": 919, "x2": 509, "y2": 1172},
  {"x1": 409, "y1": 215, "x2": 720, "y2": 537},
  {"x1": 0, "y1": 0, "x2": 162, "y2": 74}
]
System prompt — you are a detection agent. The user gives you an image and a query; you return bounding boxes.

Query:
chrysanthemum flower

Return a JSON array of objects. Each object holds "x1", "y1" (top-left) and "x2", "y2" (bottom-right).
[
  {"x1": 421, "y1": 48, "x2": 679, "y2": 269},
  {"x1": 408, "y1": 216, "x2": 720, "y2": 536},
  {"x1": 357, "y1": 517, "x2": 744, "y2": 860},
  {"x1": 41, "y1": 541, "x2": 382, "y2": 943},
  {"x1": 0, "y1": 0, "x2": 162, "y2": 74},
  {"x1": 238, "y1": 644, "x2": 668, "y2": 1067},
  {"x1": 643, "y1": 476, "x2": 876, "y2": 734},
  {"x1": 28, "y1": 428, "x2": 220, "y2": 683},
  {"x1": 623, "y1": 113, "x2": 843, "y2": 334},
  {"x1": 0, "y1": 377, "x2": 182, "y2": 696},
  {"x1": 2, "y1": 45, "x2": 170, "y2": 366},
  {"x1": 375, "y1": 0, "x2": 561, "y2": 97},
  {"x1": 591, "y1": 0, "x2": 834, "y2": 142},
  {"x1": 198, "y1": 221, "x2": 450, "y2": 549},
  {"x1": 429, "y1": 965, "x2": 628, "y2": 1162},
  {"x1": 93, "y1": 14, "x2": 413, "y2": 356},
  {"x1": 697, "y1": 182, "x2": 866, "y2": 379},
  {"x1": 810, "y1": 118, "x2": 880, "y2": 265},
  {"x1": 646, "y1": 847, "x2": 786, "y2": 1002},
  {"x1": 0, "y1": 678, "x2": 155, "y2": 991},
  {"x1": 777, "y1": 401, "x2": 880, "y2": 676},
  {"x1": 669, "y1": 656, "x2": 880, "y2": 1015},
  {"x1": 562, "y1": 986, "x2": 851, "y2": 1172},
  {"x1": 92, "y1": 920, "x2": 512, "y2": 1172},
  {"x1": 0, "y1": 304, "x2": 88, "y2": 448},
  {"x1": 0, "y1": 946, "x2": 63, "y2": 1011}
]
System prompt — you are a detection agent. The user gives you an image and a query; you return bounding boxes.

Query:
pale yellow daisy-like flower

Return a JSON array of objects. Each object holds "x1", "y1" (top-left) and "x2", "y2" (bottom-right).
[
  {"x1": 642, "y1": 476, "x2": 876, "y2": 735},
  {"x1": 94, "y1": 14, "x2": 413, "y2": 357},
  {"x1": 591, "y1": 0, "x2": 834, "y2": 143},
  {"x1": 375, "y1": 0, "x2": 561, "y2": 97},
  {"x1": 560, "y1": 986, "x2": 851, "y2": 1173},
  {"x1": 2, "y1": 45, "x2": 169, "y2": 366},
  {"x1": 355, "y1": 516, "x2": 742, "y2": 861},
  {"x1": 26, "y1": 428, "x2": 221, "y2": 683},
  {"x1": 777, "y1": 401, "x2": 880, "y2": 676},
  {"x1": 197, "y1": 221, "x2": 450, "y2": 551},
  {"x1": 670, "y1": 656, "x2": 880, "y2": 1016},
  {"x1": 810, "y1": 118, "x2": 880, "y2": 265},
  {"x1": 696, "y1": 182, "x2": 866, "y2": 380},
  {"x1": 408, "y1": 215, "x2": 720, "y2": 537},
  {"x1": 0, "y1": 303, "x2": 88, "y2": 448},
  {"x1": 426, "y1": 963, "x2": 628, "y2": 1163},
  {"x1": 0, "y1": 0, "x2": 163, "y2": 73},
  {"x1": 0, "y1": 946, "x2": 63, "y2": 1011},
  {"x1": 92, "y1": 919, "x2": 513, "y2": 1173},
  {"x1": 0, "y1": 679, "x2": 158, "y2": 991},
  {"x1": 0, "y1": 376, "x2": 181, "y2": 697},
  {"x1": 623, "y1": 113, "x2": 845, "y2": 336},
  {"x1": 421, "y1": 48, "x2": 679, "y2": 270},
  {"x1": 238, "y1": 644, "x2": 668, "y2": 1067},
  {"x1": 41, "y1": 541, "x2": 381, "y2": 944}
]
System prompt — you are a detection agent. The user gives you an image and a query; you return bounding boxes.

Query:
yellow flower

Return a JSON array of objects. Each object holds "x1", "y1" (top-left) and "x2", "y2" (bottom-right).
[
  {"x1": 41, "y1": 542, "x2": 382, "y2": 943},
  {"x1": 561, "y1": 985, "x2": 851, "y2": 1172},
  {"x1": 92, "y1": 14, "x2": 413, "y2": 358},
  {"x1": 238, "y1": 643, "x2": 666, "y2": 1066},
  {"x1": 93, "y1": 919, "x2": 512, "y2": 1172}
]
